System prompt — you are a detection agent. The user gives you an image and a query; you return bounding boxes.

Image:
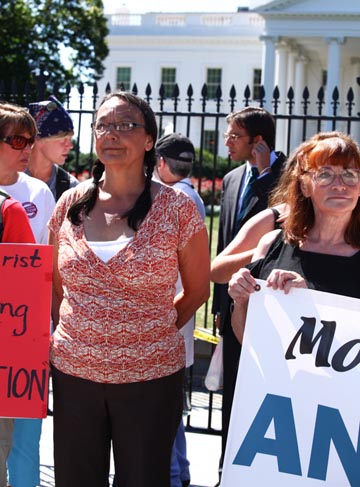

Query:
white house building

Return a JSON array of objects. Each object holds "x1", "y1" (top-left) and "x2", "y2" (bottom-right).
[{"x1": 99, "y1": 0, "x2": 360, "y2": 155}]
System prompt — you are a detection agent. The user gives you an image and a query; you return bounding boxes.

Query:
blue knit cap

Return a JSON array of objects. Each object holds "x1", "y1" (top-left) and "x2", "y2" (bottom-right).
[{"x1": 28, "y1": 95, "x2": 74, "y2": 138}]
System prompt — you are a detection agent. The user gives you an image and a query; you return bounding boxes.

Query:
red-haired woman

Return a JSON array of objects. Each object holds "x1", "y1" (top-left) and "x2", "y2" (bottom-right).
[{"x1": 228, "y1": 131, "x2": 360, "y2": 343}]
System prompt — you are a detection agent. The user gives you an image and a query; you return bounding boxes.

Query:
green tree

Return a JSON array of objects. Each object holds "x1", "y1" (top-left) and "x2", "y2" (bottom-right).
[
  {"x1": 0, "y1": 0, "x2": 109, "y2": 98},
  {"x1": 193, "y1": 148, "x2": 241, "y2": 180}
]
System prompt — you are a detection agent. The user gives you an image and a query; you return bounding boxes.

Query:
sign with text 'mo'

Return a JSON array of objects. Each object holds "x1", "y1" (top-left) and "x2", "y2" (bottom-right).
[
  {"x1": 0, "y1": 244, "x2": 52, "y2": 419},
  {"x1": 221, "y1": 280, "x2": 360, "y2": 487}
]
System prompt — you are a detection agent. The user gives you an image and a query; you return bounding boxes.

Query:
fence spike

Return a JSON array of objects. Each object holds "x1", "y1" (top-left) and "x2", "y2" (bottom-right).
[
  {"x1": 243, "y1": 85, "x2": 251, "y2": 106},
  {"x1": 258, "y1": 85, "x2": 265, "y2": 108},
  {"x1": 145, "y1": 83, "x2": 152, "y2": 104},
  {"x1": 186, "y1": 84, "x2": 194, "y2": 111},
  {"x1": 272, "y1": 85, "x2": 280, "y2": 113},
  {"x1": 301, "y1": 86, "x2": 310, "y2": 115},
  {"x1": 229, "y1": 85, "x2": 237, "y2": 112},
  {"x1": 287, "y1": 86, "x2": 294, "y2": 114}
]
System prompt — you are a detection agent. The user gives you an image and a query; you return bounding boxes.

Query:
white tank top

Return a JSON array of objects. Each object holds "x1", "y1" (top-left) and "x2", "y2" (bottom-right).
[{"x1": 88, "y1": 236, "x2": 133, "y2": 263}]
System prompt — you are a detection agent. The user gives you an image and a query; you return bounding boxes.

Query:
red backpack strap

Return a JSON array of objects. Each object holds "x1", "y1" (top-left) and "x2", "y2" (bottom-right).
[{"x1": 0, "y1": 189, "x2": 10, "y2": 242}]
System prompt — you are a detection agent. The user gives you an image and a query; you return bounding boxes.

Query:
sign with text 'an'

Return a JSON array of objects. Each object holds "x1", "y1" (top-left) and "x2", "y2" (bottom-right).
[
  {"x1": 0, "y1": 244, "x2": 52, "y2": 419},
  {"x1": 221, "y1": 280, "x2": 360, "y2": 487}
]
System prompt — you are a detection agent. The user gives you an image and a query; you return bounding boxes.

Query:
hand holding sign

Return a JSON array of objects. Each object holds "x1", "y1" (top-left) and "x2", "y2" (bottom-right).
[
  {"x1": 222, "y1": 281, "x2": 360, "y2": 487},
  {"x1": 0, "y1": 244, "x2": 52, "y2": 419}
]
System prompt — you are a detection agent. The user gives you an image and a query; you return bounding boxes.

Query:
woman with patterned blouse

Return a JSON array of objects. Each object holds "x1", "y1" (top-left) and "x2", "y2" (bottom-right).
[{"x1": 48, "y1": 92, "x2": 210, "y2": 487}]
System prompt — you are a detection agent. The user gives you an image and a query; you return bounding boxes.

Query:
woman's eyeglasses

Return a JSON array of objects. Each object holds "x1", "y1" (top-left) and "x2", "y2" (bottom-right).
[
  {"x1": 92, "y1": 121, "x2": 145, "y2": 136},
  {"x1": 0, "y1": 135, "x2": 35, "y2": 150},
  {"x1": 307, "y1": 167, "x2": 360, "y2": 187}
]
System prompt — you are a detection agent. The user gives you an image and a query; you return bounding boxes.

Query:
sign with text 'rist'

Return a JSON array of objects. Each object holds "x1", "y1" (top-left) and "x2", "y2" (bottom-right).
[{"x1": 0, "y1": 244, "x2": 52, "y2": 419}]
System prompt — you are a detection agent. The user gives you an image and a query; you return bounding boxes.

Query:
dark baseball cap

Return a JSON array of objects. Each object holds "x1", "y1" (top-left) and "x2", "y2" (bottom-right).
[
  {"x1": 156, "y1": 133, "x2": 195, "y2": 162},
  {"x1": 28, "y1": 95, "x2": 74, "y2": 138}
]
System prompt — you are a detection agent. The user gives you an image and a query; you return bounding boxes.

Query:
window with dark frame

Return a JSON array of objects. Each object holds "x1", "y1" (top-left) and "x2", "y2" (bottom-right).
[
  {"x1": 206, "y1": 68, "x2": 222, "y2": 99},
  {"x1": 116, "y1": 67, "x2": 131, "y2": 91},
  {"x1": 204, "y1": 130, "x2": 215, "y2": 153},
  {"x1": 252, "y1": 68, "x2": 262, "y2": 101},
  {"x1": 161, "y1": 67, "x2": 177, "y2": 98},
  {"x1": 322, "y1": 69, "x2": 328, "y2": 89}
]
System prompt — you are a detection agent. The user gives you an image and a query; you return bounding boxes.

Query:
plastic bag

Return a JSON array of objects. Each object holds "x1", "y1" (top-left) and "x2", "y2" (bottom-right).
[{"x1": 204, "y1": 337, "x2": 223, "y2": 391}]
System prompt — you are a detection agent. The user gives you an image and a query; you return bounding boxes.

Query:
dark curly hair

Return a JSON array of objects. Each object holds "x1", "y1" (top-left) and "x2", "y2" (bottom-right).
[{"x1": 67, "y1": 91, "x2": 158, "y2": 231}]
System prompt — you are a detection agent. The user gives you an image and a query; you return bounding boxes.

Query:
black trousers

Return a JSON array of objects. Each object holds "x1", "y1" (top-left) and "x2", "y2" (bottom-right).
[
  {"x1": 220, "y1": 323, "x2": 241, "y2": 468},
  {"x1": 51, "y1": 366, "x2": 184, "y2": 487}
]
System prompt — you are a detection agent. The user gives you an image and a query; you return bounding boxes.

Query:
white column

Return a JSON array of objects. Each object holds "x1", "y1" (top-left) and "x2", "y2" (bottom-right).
[
  {"x1": 291, "y1": 52, "x2": 308, "y2": 151},
  {"x1": 274, "y1": 40, "x2": 289, "y2": 154},
  {"x1": 274, "y1": 40, "x2": 289, "y2": 107},
  {"x1": 286, "y1": 45, "x2": 297, "y2": 96},
  {"x1": 260, "y1": 35, "x2": 278, "y2": 111},
  {"x1": 351, "y1": 57, "x2": 360, "y2": 142},
  {"x1": 324, "y1": 37, "x2": 345, "y2": 127}
]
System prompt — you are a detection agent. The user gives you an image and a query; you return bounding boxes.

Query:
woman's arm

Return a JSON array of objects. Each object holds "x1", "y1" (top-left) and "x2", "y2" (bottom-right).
[
  {"x1": 229, "y1": 229, "x2": 308, "y2": 343},
  {"x1": 227, "y1": 229, "x2": 282, "y2": 343},
  {"x1": 211, "y1": 206, "x2": 284, "y2": 284},
  {"x1": 175, "y1": 227, "x2": 210, "y2": 329},
  {"x1": 49, "y1": 230, "x2": 63, "y2": 329},
  {"x1": 228, "y1": 268, "x2": 258, "y2": 343}
]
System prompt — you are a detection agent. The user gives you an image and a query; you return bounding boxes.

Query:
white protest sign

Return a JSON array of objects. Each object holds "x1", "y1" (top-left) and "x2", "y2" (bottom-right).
[{"x1": 221, "y1": 280, "x2": 360, "y2": 487}]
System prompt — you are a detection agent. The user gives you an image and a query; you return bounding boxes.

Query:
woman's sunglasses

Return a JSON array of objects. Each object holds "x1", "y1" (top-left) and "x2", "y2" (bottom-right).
[{"x1": 0, "y1": 135, "x2": 36, "y2": 150}]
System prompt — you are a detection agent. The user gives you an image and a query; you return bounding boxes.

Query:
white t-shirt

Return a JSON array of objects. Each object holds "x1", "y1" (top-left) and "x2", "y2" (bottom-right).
[
  {"x1": 0, "y1": 172, "x2": 55, "y2": 244},
  {"x1": 173, "y1": 178, "x2": 206, "y2": 367}
]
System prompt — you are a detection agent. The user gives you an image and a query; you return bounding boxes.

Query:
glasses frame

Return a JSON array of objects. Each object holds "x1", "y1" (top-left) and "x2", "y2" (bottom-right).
[
  {"x1": 0, "y1": 135, "x2": 35, "y2": 150},
  {"x1": 92, "y1": 121, "x2": 145, "y2": 136},
  {"x1": 222, "y1": 132, "x2": 249, "y2": 141},
  {"x1": 306, "y1": 167, "x2": 360, "y2": 187}
]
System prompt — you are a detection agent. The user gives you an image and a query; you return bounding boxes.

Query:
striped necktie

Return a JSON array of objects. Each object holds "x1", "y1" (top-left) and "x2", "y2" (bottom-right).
[{"x1": 234, "y1": 166, "x2": 259, "y2": 235}]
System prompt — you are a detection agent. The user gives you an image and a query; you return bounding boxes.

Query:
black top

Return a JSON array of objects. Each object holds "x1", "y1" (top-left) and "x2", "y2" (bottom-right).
[
  {"x1": 213, "y1": 152, "x2": 287, "y2": 332},
  {"x1": 248, "y1": 232, "x2": 360, "y2": 300}
]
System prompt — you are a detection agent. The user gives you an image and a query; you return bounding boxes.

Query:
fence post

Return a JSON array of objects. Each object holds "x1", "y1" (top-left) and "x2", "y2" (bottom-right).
[{"x1": 34, "y1": 63, "x2": 50, "y2": 100}]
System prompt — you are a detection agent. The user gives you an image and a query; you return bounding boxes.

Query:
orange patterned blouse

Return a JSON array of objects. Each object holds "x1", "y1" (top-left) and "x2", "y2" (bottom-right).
[{"x1": 49, "y1": 184, "x2": 205, "y2": 384}]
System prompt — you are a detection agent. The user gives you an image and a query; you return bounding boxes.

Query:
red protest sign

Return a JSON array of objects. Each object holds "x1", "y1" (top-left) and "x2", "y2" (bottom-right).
[{"x1": 0, "y1": 244, "x2": 52, "y2": 419}]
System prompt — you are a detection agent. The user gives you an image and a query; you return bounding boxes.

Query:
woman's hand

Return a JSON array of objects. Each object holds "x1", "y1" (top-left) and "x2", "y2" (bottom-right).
[
  {"x1": 228, "y1": 268, "x2": 257, "y2": 344},
  {"x1": 266, "y1": 269, "x2": 307, "y2": 294},
  {"x1": 228, "y1": 268, "x2": 257, "y2": 304}
]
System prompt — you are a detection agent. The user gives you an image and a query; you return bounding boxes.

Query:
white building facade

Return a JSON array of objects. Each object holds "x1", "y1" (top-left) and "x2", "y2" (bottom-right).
[{"x1": 99, "y1": 0, "x2": 360, "y2": 155}]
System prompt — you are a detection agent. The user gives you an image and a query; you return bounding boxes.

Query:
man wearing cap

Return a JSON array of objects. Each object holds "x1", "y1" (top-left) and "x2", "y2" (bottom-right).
[
  {"x1": 156, "y1": 133, "x2": 205, "y2": 487},
  {"x1": 27, "y1": 95, "x2": 78, "y2": 201},
  {"x1": 155, "y1": 133, "x2": 205, "y2": 219}
]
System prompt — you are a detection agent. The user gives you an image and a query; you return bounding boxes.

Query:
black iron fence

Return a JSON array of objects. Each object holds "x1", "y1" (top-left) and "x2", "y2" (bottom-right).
[{"x1": 2, "y1": 77, "x2": 360, "y2": 435}]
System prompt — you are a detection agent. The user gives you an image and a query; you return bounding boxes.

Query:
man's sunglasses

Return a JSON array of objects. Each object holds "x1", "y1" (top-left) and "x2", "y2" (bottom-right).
[{"x1": 0, "y1": 135, "x2": 36, "y2": 150}]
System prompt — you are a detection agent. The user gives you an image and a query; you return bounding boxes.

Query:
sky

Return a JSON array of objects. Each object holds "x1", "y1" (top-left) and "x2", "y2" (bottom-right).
[{"x1": 103, "y1": 0, "x2": 260, "y2": 14}]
